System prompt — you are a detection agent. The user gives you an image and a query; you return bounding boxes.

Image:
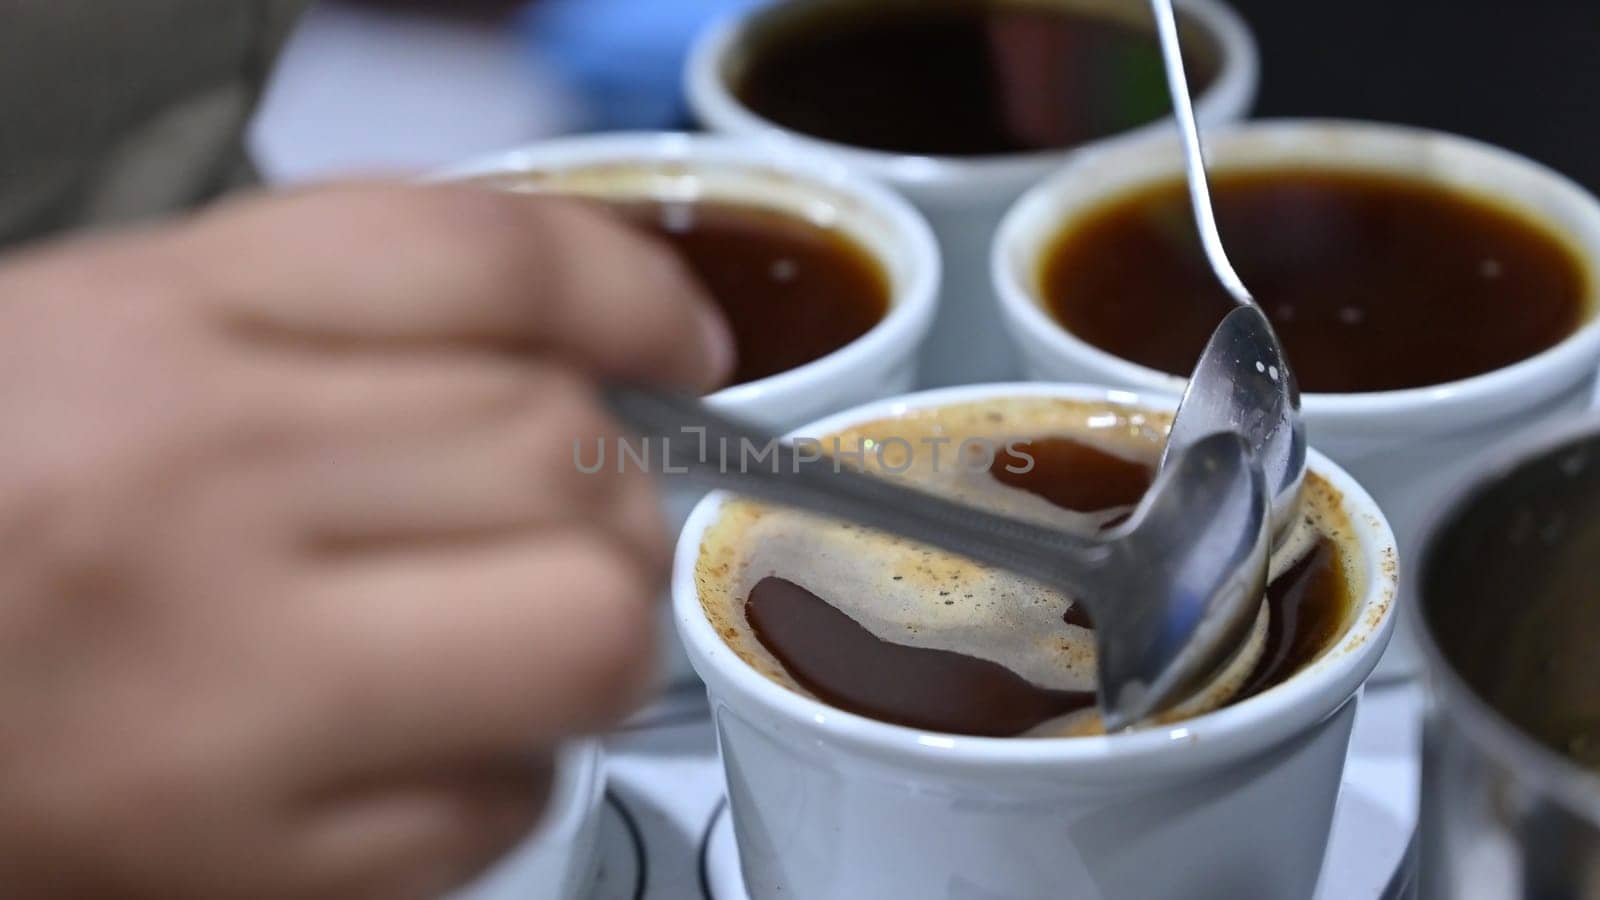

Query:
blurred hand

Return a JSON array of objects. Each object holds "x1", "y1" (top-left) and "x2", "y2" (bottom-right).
[{"x1": 0, "y1": 184, "x2": 731, "y2": 899}]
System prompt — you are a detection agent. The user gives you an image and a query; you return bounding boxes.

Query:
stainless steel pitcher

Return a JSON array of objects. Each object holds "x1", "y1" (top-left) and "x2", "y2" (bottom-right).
[{"x1": 1416, "y1": 416, "x2": 1600, "y2": 899}]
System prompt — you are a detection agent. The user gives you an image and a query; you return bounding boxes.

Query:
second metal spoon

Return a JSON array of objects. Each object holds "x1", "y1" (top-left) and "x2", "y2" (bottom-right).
[{"x1": 1148, "y1": 0, "x2": 1307, "y2": 540}]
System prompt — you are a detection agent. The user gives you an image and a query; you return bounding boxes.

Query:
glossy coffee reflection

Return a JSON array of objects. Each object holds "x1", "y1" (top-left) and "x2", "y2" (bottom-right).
[
  {"x1": 732, "y1": 0, "x2": 1218, "y2": 157},
  {"x1": 606, "y1": 199, "x2": 889, "y2": 388},
  {"x1": 1041, "y1": 169, "x2": 1589, "y2": 393}
]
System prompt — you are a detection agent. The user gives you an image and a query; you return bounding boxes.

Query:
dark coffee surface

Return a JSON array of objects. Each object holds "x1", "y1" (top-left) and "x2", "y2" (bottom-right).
[
  {"x1": 990, "y1": 437, "x2": 1153, "y2": 514},
  {"x1": 747, "y1": 577, "x2": 1096, "y2": 736},
  {"x1": 608, "y1": 200, "x2": 888, "y2": 387},
  {"x1": 732, "y1": 0, "x2": 1215, "y2": 157},
  {"x1": 1042, "y1": 170, "x2": 1589, "y2": 393},
  {"x1": 1239, "y1": 536, "x2": 1347, "y2": 698},
  {"x1": 743, "y1": 433, "x2": 1351, "y2": 735}
]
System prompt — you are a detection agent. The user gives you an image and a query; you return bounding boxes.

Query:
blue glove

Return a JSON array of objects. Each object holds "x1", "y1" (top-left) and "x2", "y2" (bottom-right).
[{"x1": 521, "y1": 0, "x2": 768, "y2": 131}]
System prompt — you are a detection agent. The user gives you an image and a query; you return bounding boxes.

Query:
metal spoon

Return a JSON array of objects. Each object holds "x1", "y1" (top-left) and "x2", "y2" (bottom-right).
[
  {"x1": 607, "y1": 386, "x2": 1268, "y2": 732},
  {"x1": 1148, "y1": 0, "x2": 1307, "y2": 539}
]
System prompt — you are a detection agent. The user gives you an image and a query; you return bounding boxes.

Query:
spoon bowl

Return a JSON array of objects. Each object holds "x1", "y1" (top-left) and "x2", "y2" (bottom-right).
[
  {"x1": 1164, "y1": 305, "x2": 1306, "y2": 540},
  {"x1": 1096, "y1": 425, "x2": 1270, "y2": 728}
]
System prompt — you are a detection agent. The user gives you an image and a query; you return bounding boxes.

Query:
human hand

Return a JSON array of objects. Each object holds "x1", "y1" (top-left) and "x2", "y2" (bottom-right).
[{"x1": 0, "y1": 183, "x2": 730, "y2": 899}]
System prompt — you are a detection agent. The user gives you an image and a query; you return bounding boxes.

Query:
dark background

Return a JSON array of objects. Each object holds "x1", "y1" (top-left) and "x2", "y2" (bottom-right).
[{"x1": 1229, "y1": 0, "x2": 1600, "y2": 191}]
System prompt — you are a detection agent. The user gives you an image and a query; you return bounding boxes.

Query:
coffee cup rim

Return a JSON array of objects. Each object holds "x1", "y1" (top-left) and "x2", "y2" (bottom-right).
[
  {"x1": 672, "y1": 382, "x2": 1398, "y2": 776},
  {"x1": 684, "y1": 0, "x2": 1259, "y2": 187},
  {"x1": 436, "y1": 132, "x2": 941, "y2": 413},
  {"x1": 991, "y1": 118, "x2": 1600, "y2": 431}
]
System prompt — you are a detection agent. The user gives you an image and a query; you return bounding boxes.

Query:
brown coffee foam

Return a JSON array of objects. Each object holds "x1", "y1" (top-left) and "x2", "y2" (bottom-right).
[{"x1": 694, "y1": 397, "x2": 1361, "y2": 736}]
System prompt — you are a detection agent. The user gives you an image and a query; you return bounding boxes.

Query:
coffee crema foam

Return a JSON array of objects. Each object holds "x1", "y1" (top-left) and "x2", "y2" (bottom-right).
[{"x1": 694, "y1": 397, "x2": 1361, "y2": 737}]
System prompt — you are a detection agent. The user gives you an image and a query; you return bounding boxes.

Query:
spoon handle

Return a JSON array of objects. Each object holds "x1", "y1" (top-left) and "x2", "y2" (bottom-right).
[
  {"x1": 604, "y1": 385, "x2": 1109, "y2": 593},
  {"x1": 1149, "y1": 0, "x2": 1254, "y2": 308}
]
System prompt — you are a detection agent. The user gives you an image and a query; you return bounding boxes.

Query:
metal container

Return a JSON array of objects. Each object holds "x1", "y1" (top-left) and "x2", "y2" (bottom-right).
[{"x1": 1416, "y1": 417, "x2": 1600, "y2": 899}]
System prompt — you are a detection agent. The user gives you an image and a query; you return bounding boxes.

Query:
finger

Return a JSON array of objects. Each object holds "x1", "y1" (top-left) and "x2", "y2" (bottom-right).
[
  {"x1": 297, "y1": 759, "x2": 552, "y2": 900},
  {"x1": 293, "y1": 530, "x2": 659, "y2": 773},
  {"x1": 165, "y1": 182, "x2": 735, "y2": 390},
  {"x1": 284, "y1": 420, "x2": 669, "y2": 574},
  {"x1": 264, "y1": 365, "x2": 669, "y2": 572},
  {"x1": 230, "y1": 344, "x2": 543, "y2": 442}
]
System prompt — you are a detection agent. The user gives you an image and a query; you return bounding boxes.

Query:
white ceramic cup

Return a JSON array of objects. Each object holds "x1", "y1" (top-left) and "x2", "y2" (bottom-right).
[
  {"x1": 674, "y1": 382, "x2": 1398, "y2": 900},
  {"x1": 686, "y1": 0, "x2": 1258, "y2": 388},
  {"x1": 449, "y1": 743, "x2": 605, "y2": 900},
  {"x1": 993, "y1": 120, "x2": 1600, "y2": 679},
  {"x1": 443, "y1": 133, "x2": 940, "y2": 681}
]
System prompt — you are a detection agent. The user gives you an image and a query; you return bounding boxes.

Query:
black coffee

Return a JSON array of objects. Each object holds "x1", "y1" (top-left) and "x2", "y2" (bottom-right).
[
  {"x1": 748, "y1": 577, "x2": 1098, "y2": 735},
  {"x1": 706, "y1": 398, "x2": 1358, "y2": 738},
  {"x1": 1042, "y1": 170, "x2": 1590, "y2": 393},
  {"x1": 607, "y1": 200, "x2": 890, "y2": 388},
  {"x1": 732, "y1": 0, "x2": 1218, "y2": 157}
]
